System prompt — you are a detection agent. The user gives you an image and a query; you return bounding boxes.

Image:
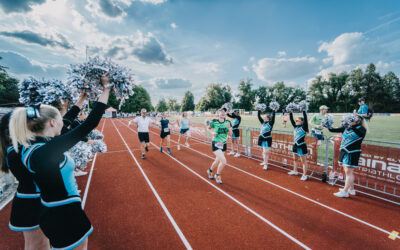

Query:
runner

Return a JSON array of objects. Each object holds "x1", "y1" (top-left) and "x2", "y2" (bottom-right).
[
  {"x1": 177, "y1": 112, "x2": 191, "y2": 150},
  {"x1": 159, "y1": 112, "x2": 172, "y2": 154},
  {"x1": 227, "y1": 109, "x2": 241, "y2": 157},
  {"x1": 309, "y1": 105, "x2": 328, "y2": 146},
  {"x1": 288, "y1": 110, "x2": 309, "y2": 181},
  {"x1": 328, "y1": 115, "x2": 367, "y2": 198},
  {"x1": 128, "y1": 109, "x2": 154, "y2": 159},
  {"x1": 257, "y1": 108, "x2": 275, "y2": 170},
  {"x1": 206, "y1": 108, "x2": 232, "y2": 184}
]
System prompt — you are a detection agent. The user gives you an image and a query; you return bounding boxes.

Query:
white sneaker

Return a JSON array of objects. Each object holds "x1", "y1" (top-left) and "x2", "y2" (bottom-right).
[
  {"x1": 234, "y1": 153, "x2": 240, "y2": 158},
  {"x1": 263, "y1": 165, "x2": 268, "y2": 170},
  {"x1": 334, "y1": 190, "x2": 349, "y2": 198},
  {"x1": 300, "y1": 175, "x2": 308, "y2": 181},
  {"x1": 288, "y1": 171, "x2": 299, "y2": 176},
  {"x1": 260, "y1": 162, "x2": 266, "y2": 166},
  {"x1": 177, "y1": 145, "x2": 181, "y2": 150},
  {"x1": 227, "y1": 151, "x2": 235, "y2": 156},
  {"x1": 74, "y1": 170, "x2": 87, "y2": 177},
  {"x1": 340, "y1": 188, "x2": 356, "y2": 196},
  {"x1": 185, "y1": 142, "x2": 190, "y2": 147}
]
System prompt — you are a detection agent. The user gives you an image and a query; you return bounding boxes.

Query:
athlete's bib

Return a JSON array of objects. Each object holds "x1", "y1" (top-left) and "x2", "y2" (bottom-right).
[
  {"x1": 313, "y1": 129, "x2": 322, "y2": 135},
  {"x1": 215, "y1": 142, "x2": 224, "y2": 149},
  {"x1": 164, "y1": 128, "x2": 170, "y2": 133}
]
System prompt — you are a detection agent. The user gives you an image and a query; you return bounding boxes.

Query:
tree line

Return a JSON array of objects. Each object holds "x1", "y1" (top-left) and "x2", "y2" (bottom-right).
[{"x1": 1, "y1": 60, "x2": 399, "y2": 113}]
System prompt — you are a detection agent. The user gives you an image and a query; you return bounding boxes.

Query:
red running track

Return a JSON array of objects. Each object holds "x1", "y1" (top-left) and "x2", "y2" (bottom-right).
[{"x1": 1, "y1": 118, "x2": 399, "y2": 249}]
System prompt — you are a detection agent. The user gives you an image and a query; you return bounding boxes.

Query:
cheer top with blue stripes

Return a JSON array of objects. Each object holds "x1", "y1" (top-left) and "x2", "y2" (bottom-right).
[
  {"x1": 6, "y1": 145, "x2": 40, "y2": 199},
  {"x1": 328, "y1": 125, "x2": 366, "y2": 153},
  {"x1": 258, "y1": 110, "x2": 275, "y2": 138},
  {"x1": 21, "y1": 102, "x2": 106, "y2": 208},
  {"x1": 290, "y1": 111, "x2": 309, "y2": 146},
  {"x1": 227, "y1": 113, "x2": 241, "y2": 130}
]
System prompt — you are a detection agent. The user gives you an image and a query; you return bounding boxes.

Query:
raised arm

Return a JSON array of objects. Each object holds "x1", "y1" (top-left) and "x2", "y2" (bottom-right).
[
  {"x1": 289, "y1": 112, "x2": 296, "y2": 127},
  {"x1": 302, "y1": 111, "x2": 309, "y2": 132},
  {"x1": 257, "y1": 110, "x2": 264, "y2": 124},
  {"x1": 270, "y1": 111, "x2": 275, "y2": 127}
]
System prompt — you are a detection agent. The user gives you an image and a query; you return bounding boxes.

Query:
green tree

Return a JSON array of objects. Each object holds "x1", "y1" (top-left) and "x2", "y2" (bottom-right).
[
  {"x1": 119, "y1": 85, "x2": 153, "y2": 113},
  {"x1": 155, "y1": 98, "x2": 168, "y2": 112},
  {"x1": 167, "y1": 98, "x2": 180, "y2": 111},
  {"x1": 237, "y1": 79, "x2": 256, "y2": 110},
  {"x1": 180, "y1": 91, "x2": 195, "y2": 111},
  {"x1": 0, "y1": 57, "x2": 19, "y2": 105},
  {"x1": 196, "y1": 83, "x2": 232, "y2": 111},
  {"x1": 382, "y1": 71, "x2": 400, "y2": 112}
]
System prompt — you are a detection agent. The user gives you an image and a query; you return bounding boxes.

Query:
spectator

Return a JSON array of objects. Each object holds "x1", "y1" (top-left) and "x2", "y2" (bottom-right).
[
  {"x1": 357, "y1": 98, "x2": 370, "y2": 121},
  {"x1": 309, "y1": 105, "x2": 328, "y2": 146}
]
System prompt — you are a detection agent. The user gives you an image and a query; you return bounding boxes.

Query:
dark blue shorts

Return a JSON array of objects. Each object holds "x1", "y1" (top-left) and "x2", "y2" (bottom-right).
[{"x1": 180, "y1": 128, "x2": 189, "y2": 134}]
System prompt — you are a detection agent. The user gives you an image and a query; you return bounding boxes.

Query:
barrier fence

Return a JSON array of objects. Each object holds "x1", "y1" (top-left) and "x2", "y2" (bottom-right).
[{"x1": 155, "y1": 121, "x2": 399, "y2": 199}]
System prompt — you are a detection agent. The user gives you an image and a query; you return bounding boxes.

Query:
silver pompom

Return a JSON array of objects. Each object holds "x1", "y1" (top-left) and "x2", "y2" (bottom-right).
[
  {"x1": 321, "y1": 114, "x2": 334, "y2": 128},
  {"x1": 298, "y1": 100, "x2": 309, "y2": 112},
  {"x1": 69, "y1": 142, "x2": 93, "y2": 170},
  {"x1": 91, "y1": 140, "x2": 107, "y2": 153},
  {"x1": 285, "y1": 103, "x2": 299, "y2": 113},
  {"x1": 341, "y1": 114, "x2": 358, "y2": 129},
  {"x1": 220, "y1": 102, "x2": 233, "y2": 113},
  {"x1": 88, "y1": 130, "x2": 104, "y2": 140},
  {"x1": 256, "y1": 103, "x2": 267, "y2": 111},
  {"x1": 204, "y1": 119, "x2": 211, "y2": 126},
  {"x1": 268, "y1": 101, "x2": 280, "y2": 112}
]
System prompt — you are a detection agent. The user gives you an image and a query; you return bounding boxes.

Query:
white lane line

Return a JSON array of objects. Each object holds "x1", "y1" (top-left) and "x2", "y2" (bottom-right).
[
  {"x1": 111, "y1": 120, "x2": 192, "y2": 250},
  {"x1": 82, "y1": 119, "x2": 107, "y2": 209},
  {"x1": 116, "y1": 119, "x2": 310, "y2": 250},
  {"x1": 119, "y1": 119, "x2": 400, "y2": 241}
]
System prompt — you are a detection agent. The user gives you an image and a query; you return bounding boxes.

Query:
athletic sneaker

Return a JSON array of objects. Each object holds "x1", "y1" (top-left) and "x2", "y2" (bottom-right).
[
  {"x1": 334, "y1": 190, "x2": 349, "y2": 198},
  {"x1": 177, "y1": 145, "x2": 181, "y2": 151},
  {"x1": 160, "y1": 147, "x2": 163, "y2": 153},
  {"x1": 207, "y1": 169, "x2": 214, "y2": 179},
  {"x1": 340, "y1": 188, "x2": 356, "y2": 195},
  {"x1": 227, "y1": 151, "x2": 235, "y2": 156},
  {"x1": 168, "y1": 148, "x2": 172, "y2": 154},
  {"x1": 215, "y1": 174, "x2": 222, "y2": 184},
  {"x1": 142, "y1": 154, "x2": 146, "y2": 159},
  {"x1": 300, "y1": 175, "x2": 308, "y2": 181},
  {"x1": 185, "y1": 142, "x2": 190, "y2": 147},
  {"x1": 263, "y1": 165, "x2": 268, "y2": 170},
  {"x1": 234, "y1": 153, "x2": 240, "y2": 158},
  {"x1": 74, "y1": 170, "x2": 87, "y2": 177},
  {"x1": 288, "y1": 171, "x2": 299, "y2": 176},
  {"x1": 145, "y1": 146, "x2": 149, "y2": 152},
  {"x1": 260, "y1": 162, "x2": 266, "y2": 166}
]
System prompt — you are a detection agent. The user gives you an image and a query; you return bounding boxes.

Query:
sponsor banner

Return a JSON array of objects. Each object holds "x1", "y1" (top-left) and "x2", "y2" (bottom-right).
[
  {"x1": 333, "y1": 138, "x2": 400, "y2": 187},
  {"x1": 250, "y1": 131, "x2": 318, "y2": 163}
]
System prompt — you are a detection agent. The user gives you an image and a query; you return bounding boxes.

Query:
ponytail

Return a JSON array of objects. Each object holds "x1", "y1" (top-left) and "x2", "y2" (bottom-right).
[
  {"x1": 9, "y1": 105, "x2": 59, "y2": 152},
  {"x1": 0, "y1": 112, "x2": 12, "y2": 173}
]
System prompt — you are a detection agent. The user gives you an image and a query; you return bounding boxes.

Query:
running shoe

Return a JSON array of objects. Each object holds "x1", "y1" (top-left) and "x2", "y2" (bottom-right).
[
  {"x1": 185, "y1": 142, "x2": 190, "y2": 147},
  {"x1": 207, "y1": 169, "x2": 214, "y2": 179},
  {"x1": 142, "y1": 154, "x2": 146, "y2": 159},
  {"x1": 259, "y1": 162, "x2": 266, "y2": 166},
  {"x1": 145, "y1": 146, "x2": 149, "y2": 152},
  {"x1": 160, "y1": 147, "x2": 163, "y2": 153},
  {"x1": 74, "y1": 170, "x2": 87, "y2": 177},
  {"x1": 177, "y1": 145, "x2": 181, "y2": 150},
  {"x1": 168, "y1": 148, "x2": 172, "y2": 154},
  {"x1": 234, "y1": 153, "x2": 240, "y2": 158},
  {"x1": 215, "y1": 174, "x2": 222, "y2": 184},
  {"x1": 288, "y1": 171, "x2": 299, "y2": 176},
  {"x1": 227, "y1": 151, "x2": 235, "y2": 156},
  {"x1": 339, "y1": 188, "x2": 356, "y2": 195},
  {"x1": 300, "y1": 175, "x2": 308, "y2": 181},
  {"x1": 263, "y1": 165, "x2": 268, "y2": 170},
  {"x1": 334, "y1": 190, "x2": 349, "y2": 198}
]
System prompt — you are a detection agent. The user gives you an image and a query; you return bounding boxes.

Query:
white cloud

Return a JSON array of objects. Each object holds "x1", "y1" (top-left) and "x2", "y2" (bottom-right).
[
  {"x1": 277, "y1": 51, "x2": 286, "y2": 57},
  {"x1": 252, "y1": 56, "x2": 319, "y2": 82},
  {"x1": 242, "y1": 66, "x2": 249, "y2": 72},
  {"x1": 136, "y1": 0, "x2": 167, "y2": 4},
  {"x1": 193, "y1": 62, "x2": 220, "y2": 74},
  {"x1": 85, "y1": 0, "x2": 130, "y2": 22},
  {"x1": 170, "y1": 23, "x2": 177, "y2": 29},
  {"x1": 249, "y1": 56, "x2": 255, "y2": 62},
  {"x1": 149, "y1": 78, "x2": 192, "y2": 89}
]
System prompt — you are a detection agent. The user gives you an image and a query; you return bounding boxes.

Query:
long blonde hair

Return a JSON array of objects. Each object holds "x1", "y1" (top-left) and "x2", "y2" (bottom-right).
[{"x1": 9, "y1": 105, "x2": 60, "y2": 152}]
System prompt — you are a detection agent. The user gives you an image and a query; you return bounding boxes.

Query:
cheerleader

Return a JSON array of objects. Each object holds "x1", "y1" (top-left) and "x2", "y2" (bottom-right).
[
  {"x1": 177, "y1": 112, "x2": 190, "y2": 150},
  {"x1": 159, "y1": 112, "x2": 172, "y2": 154},
  {"x1": 0, "y1": 113, "x2": 50, "y2": 249},
  {"x1": 288, "y1": 111, "x2": 309, "y2": 181},
  {"x1": 206, "y1": 108, "x2": 232, "y2": 184},
  {"x1": 227, "y1": 109, "x2": 241, "y2": 157},
  {"x1": 257, "y1": 109, "x2": 275, "y2": 170},
  {"x1": 328, "y1": 115, "x2": 367, "y2": 198},
  {"x1": 8, "y1": 74, "x2": 111, "y2": 249}
]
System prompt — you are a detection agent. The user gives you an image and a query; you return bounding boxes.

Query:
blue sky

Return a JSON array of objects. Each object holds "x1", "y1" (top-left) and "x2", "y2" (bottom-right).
[{"x1": 0, "y1": 0, "x2": 399, "y2": 105}]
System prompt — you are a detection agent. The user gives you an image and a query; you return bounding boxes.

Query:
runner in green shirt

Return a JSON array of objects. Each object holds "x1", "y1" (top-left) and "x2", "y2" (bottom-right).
[
  {"x1": 309, "y1": 105, "x2": 328, "y2": 146},
  {"x1": 206, "y1": 108, "x2": 232, "y2": 184}
]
